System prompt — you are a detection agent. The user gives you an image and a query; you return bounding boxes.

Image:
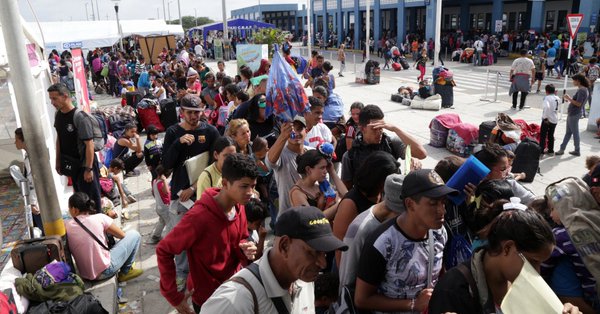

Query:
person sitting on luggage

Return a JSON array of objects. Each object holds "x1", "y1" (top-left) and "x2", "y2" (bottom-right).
[
  {"x1": 111, "y1": 123, "x2": 144, "y2": 177},
  {"x1": 417, "y1": 80, "x2": 432, "y2": 99},
  {"x1": 505, "y1": 150, "x2": 526, "y2": 181},
  {"x1": 65, "y1": 192, "x2": 143, "y2": 282}
]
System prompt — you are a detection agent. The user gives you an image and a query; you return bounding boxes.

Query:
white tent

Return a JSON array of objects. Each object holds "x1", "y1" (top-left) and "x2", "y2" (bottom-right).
[{"x1": 25, "y1": 20, "x2": 184, "y2": 51}]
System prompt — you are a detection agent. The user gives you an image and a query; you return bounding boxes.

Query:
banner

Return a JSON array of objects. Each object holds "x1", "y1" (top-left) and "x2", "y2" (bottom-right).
[
  {"x1": 70, "y1": 48, "x2": 91, "y2": 113},
  {"x1": 236, "y1": 44, "x2": 268, "y2": 73}
]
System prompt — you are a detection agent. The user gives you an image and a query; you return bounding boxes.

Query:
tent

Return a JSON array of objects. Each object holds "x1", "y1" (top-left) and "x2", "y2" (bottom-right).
[{"x1": 26, "y1": 20, "x2": 184, "y2": 51}]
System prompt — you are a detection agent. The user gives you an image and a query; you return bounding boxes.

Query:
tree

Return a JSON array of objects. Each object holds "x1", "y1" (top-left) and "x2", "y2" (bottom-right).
[
  {"x1": 167, "y1": 16, "x2": 214, "y2": 30},
  {"x1": 250, "y1": 28, "x2": 290, "y2": 58}
]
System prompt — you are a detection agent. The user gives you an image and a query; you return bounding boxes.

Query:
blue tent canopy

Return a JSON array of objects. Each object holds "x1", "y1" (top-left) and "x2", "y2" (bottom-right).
[{"x1": 188, "y1": 18, "x2": 275, "y2": 34}]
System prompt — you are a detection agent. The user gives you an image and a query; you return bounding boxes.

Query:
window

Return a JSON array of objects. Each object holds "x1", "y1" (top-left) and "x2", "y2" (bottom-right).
[
  {"x1": 485, "y1": 13, "x2": 491, "y2": 30},
  {"x1": 283, "y1": 12, "x2": 288, "y2": 16},
  {"x1": 451, "y1": 14, "x2": 458, "y2": 30},
  {"x1": 545, "y1": 11, "x2": 554, "y2": 31},
  {"x1": 517, "y1": 12, "x2": 525, "y2": 30},
  {"x1": 557, "y1": 10, "x2": 568, "y2": 31},
  {"x1": 470, "y1": 13, "x2": 476, "y2": 29},
  {"x1": 477, "y1": 13, "x2": 485, "y2": 29},
  {"x1": 342, "y1": 0, "x2": 353, "y2": 9}
]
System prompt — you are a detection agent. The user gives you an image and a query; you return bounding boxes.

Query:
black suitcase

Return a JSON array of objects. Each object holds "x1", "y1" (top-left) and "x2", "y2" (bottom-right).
[
  {"x1": 511, "y1": 138, "x2": 541, "y2": 183},
  {"x1": 160, "y1": 98, "x2": 179, "y2": 129},
  {"x1": 399, "y1": 57, "x2": 410, "y2": 70},
  {"x1": 125, "y1": 91, "x2": 144, "y2": 108},
  {"x1": 391, "y1": 93, "x2": 404, "y2": 103},
  {"x1": 434, "y1": 83, "x2": 454, "y2": 108},
  {"x1": 478, "y1": 121, "x2": 496, "y2": 144}
]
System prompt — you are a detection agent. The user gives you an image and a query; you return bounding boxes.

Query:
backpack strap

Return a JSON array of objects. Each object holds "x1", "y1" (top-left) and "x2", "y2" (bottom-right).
[
  {"x1": 246, "y1": 263, "x2": 290, "y2": 314},
  {"x1": 202, "y1": 169, "x2": 213, "y2": 187},
  {"x1": 228, "y1": 276, "x2": 259, "y2": 314},
  {"x1": 456, "y1": 263, "x2": 482, "y2": 312}
]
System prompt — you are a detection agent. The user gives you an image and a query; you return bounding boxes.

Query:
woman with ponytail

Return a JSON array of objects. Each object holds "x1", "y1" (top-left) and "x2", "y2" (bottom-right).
[{"x1": 65, "y1": 192, "x2": 143, "y2": 282}]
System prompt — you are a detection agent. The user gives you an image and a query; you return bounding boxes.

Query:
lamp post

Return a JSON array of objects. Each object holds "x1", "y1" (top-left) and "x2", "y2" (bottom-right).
[
  {"x1": 85, "y1": 3, "x2": 90, "y2": 21},
  {"x1": 162, "y1": 0, "x2": 166, "y2": 21},
  {"x1": 195, "y1": 8, "x2": 198, "y2": 26},
  {"x1": 307, "y1": 0, "x2": 312, "y2": 60},
  {"x1": 434, "y1": 0, "x2": 442, "y2": 67},
  {"x1": 167, "y1": 0, "x2": 173, "y2": 24},
  {"x1": 366, "y1": 0, "x2": 370, "y2": 61},
  {"x1": 177, "y1": 0, "x2": 182, "y2": 25},
  {"x1": 112, "y1": 0, "x2": 123, "y2": 51}
]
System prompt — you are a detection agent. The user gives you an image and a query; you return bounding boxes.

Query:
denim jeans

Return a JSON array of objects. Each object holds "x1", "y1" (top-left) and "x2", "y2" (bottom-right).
[
  {"x1": 167, "y1": 201, "x2": 189, "y2": 280},
  {"x1": 554, "y1": 60, "x2": 565, "y2": 76},
  {"x1": 560, "y1": 115, "x2": 580, "y2": 152},
  {"x1": 98, "y1": 230, "x2": 141, "y2": 279},
  {"x1": 151, "y1": 201, "x2": 170, "y2": 240}
]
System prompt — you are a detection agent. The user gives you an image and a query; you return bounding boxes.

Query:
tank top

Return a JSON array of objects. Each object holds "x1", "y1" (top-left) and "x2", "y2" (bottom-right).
[
  {"x1": 290, "y1": 184, "x2": 325, "y2": 210},
  {"x1": 342, "y1": 188, "x2": 375, "y2": 215},
  {"x1": 112, "y1": 137, "x2": 129, "y2": 160}
]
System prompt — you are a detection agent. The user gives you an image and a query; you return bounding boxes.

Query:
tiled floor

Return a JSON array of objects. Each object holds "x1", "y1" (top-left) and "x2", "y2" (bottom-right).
[{"x1": 0, "y1": 177, "x2": 27, "y2": 271}]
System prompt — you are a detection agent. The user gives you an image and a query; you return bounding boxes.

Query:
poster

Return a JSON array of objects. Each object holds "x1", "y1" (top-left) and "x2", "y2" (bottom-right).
[
  {"x1": 70, "y1": 48, "x2": 90, "y2": 113},
  {"x1": 236, "y1": 44, "x2": 268, "y2": 73},
  {"x1": 213, "y1": 38, "x2": 223, "y2": 61},
  {"x1": 495, "y1": 20, "x2": 503, "y2": 33},
  {"x1": 26, "y1": 43, "x2": 38, "y2": 67}
]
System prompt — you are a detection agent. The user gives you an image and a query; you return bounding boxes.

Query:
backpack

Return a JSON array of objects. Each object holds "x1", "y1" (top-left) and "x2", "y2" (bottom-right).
[
  {"x1": 587, "y1": 64, "x2": 599, "y2": 81},
  {"x1": 545, "y1": 177, "x2": 600, "y2": 296},
  {"x1": 91, "y1": 112, "x2": 109, "y2": 143},
  {"x1": 532, "y1": 56, "x2": 543, "y2": 72},
  {"x1": 73, "y1": 109, "x2": 105, "y2": 152}
]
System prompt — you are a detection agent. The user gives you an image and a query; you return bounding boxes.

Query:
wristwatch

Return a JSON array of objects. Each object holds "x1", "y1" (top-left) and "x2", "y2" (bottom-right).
[{"x1": 84, "y1": 167, "x2": 93, "y2": 172}]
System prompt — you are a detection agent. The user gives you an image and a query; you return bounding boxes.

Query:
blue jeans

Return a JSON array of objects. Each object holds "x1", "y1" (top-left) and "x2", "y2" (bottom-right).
[
  {"x1": 555, "y1": 60, "x2": 565, "y2": 76},
  {"x1": 560, "y1": 115, "x2": 580, "y2": 153},
  {"x1": 167, "y1": 201, "x2": 189, "y2": 280},
  {"x1": 98, "y1": 230, "x2": 141, "y2": 279}
]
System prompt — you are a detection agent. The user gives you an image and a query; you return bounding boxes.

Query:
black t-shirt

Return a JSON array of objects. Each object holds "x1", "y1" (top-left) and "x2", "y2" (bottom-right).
[
  {"x1": 54, "y1": 108, "x2": 80, "y2": 159},
  {"x1": 162, "y1": 122, "x2": 220, "y2": 199},
  {"x1": 428, "y1": 263, "x2": 481, "y2": 314},
  {"x1": 341, "y1": 188, "x2": 375, "y2": 216}
]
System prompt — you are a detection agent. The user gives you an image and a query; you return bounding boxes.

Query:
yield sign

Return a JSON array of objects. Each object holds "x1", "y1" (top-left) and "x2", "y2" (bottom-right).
[{"x1": 566, "y1": 14, "x2": 584, "y2": 38}]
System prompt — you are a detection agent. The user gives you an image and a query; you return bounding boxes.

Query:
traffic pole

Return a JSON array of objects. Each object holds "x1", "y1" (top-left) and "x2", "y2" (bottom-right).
[
  {"x1": 560, "y1": 37, "x2": 573, "y2": 121},
  {"x1": 0, "y1": 0, "x2": 65, "y2": 236}
]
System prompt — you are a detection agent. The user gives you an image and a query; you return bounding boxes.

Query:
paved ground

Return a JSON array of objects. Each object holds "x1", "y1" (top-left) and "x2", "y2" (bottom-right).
[{"x1": 0, "y1": 52, "x2": 598, "y2": 313}]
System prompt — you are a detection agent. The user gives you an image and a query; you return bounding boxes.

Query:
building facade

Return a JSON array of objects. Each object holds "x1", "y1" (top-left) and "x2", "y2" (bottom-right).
[{"x1": 232, "y1": 1, "x2": 599, "y2": 50}]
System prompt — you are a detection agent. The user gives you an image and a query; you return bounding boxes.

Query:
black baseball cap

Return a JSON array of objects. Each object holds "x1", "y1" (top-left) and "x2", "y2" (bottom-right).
[
  {"x1": 401, "y1": 169, "x2": 459, "y2": 199},
  {"x1": 275, "y1": 206, "x2": 348, "y2": 252},
  {"x1": 180, "y1": 94, "x2": 203, "y2": 111}
]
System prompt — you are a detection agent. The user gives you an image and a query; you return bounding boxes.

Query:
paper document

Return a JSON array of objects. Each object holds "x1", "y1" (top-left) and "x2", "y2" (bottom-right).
[
  {"x1": 501, "y1": 256, "x2": 563, "y2": 314},
  {"x1": 177, "y1": 190, "x2": 195, "y2": 210},
  {"x1": 184, "y1": 152, "x2": 209, "y2": 184}
]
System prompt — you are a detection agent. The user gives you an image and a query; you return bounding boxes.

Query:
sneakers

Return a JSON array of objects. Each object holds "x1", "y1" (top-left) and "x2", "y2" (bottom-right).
[
  {"x1": 146, "y1": 236, "x2": 162, "y2": 245},
  {"x1": 569, "y1": 151, "x2": 581, "y2": 156},
  {"x1": 555, "y1": 150, "x2": 565, "y2": 155},
  {"x1": 127, "y1": 194, "x2": 137, "y2": 204},
  {"x1": 118, "y1": 268, "x2": 143, "y2": 282}
]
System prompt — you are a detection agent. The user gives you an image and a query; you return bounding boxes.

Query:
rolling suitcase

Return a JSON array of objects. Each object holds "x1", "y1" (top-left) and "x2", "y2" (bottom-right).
[
  {"x1": 11, "y1": 235, "x2": 66, "y2": 274},
  {"x1": 392, "y1": 62, "x2": 402, "y2": 71},
  {"x1": 511, "y1": 138, "x2": 541, "y2": 183},
  {"x1": 478, "y1": 121, "x2": 496, "y2": 144},
  {"x1": 159, "y1": 98, "x2": 179, "y2": 129},
  {"x1": 399, "y1": 57, "x2": 410, "y2": 70}
]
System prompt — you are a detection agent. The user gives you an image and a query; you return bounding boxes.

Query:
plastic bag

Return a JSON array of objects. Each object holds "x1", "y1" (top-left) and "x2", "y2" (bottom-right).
[{"x1": 265, "y1": 44, "x2": 308, "y2": 122}]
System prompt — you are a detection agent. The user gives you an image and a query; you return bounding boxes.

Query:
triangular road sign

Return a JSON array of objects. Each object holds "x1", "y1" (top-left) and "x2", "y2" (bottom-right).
[{"x1": 567, "y1": 14, "x2": 584, "y2": 38}]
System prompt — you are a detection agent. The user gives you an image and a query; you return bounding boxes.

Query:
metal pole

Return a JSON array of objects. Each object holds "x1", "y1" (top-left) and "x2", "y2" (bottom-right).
[
  {"x1": 445, "y1": 46, "x2": 448, "y2": 62},
  {"x1": 114, "y1": 4, "x2": 123, "y2": 51},
  {"x1": 0, "y1": 0, "x2": 65, "y2": 236},
  {"x1": 560, "y1": 37, "x2": 573, "y2": 121},
  {"x1": 433, "y1": 0, "x2": 442, "y2": 67},
  {"x1": 353, "y1": 53, "x2": 356, "y2": 73},
  {"x1": 90, "y1": 1, "x2": 96, "y2": 20},
  {"x1": 480, "y1": 69, "x2": 490, "y2": 100},
  {"x1": 95, "y1": 0, "x2": 100, "y2": 22},
  {"x1": 177, "y1": 0, "x2": 182, "y2": 25},
  {"x1": 162, "y1": 0, "x2": 166, "y2": 21},
  {"x1": 167, "y1": 1, "x2": 171, "y2": 23},
  {"x1": 258, "y1": 0, "x2": 262, "y2": 22},
  {"x1": 222, "y1": 0, "x2": 228, "y2": 60},
  {"x1": 195, "y1": 9, "x2": 198, "y2": 26},
  {"x1": 85, "y1": 3, "x2": 90, "y2": 21},
  {"x1": 494, "y1": 71, "x2": 500, "y2": 102},
  {"x1": 307, "y1": 0, "x2": 312, "y2": 60},
  {"x1": 366, "y1": 0, "x2": 370, "y2": 61}
]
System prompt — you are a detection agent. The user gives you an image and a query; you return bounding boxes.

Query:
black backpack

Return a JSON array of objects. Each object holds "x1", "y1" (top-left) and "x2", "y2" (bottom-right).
[
  {"x1": 73, "y1": 109, "x2": 105, "y2": 152},
  {"x1": 511, "y1": 138, "x2": 541, "y2": 183}
]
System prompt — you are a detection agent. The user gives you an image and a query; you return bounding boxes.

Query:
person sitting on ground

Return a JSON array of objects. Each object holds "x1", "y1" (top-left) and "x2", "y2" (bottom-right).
[
  {"x1": 417, "y1": 80, "x2": 432, "y2": 98},
  {"x1": 505, "y1": 150, "x2": 526, "y2": 181},
  {"x1": 195, "y1": 136, "x2": 237, "y2": 197},
  {"x1": 111, "y1": 123, "x2": 144, "y2": 177},
  {"x1": 429, "y1": 209, "x2": 581, "y2": 314},
  {"x1": 354, "y1": 169, "x2": 458, "y2": 313},
  {"x1": 290, "y1": 149, "x2": 348, "y2": 219},
  {"x1": 65, "y1": 192, "x2": 143, "y2": 282},
  {"x1": 107, "y1": 158, "x2": 135, "y2": 217},
  {"x1": 244, "y1": 198, "x2": 269, "y2": 260},
  {"x1": 341, "y1": 104, "x2": 427, "y2": 189},
  {"x1": 157, "y1": 154, "x2": 259, "y2": 313},
  {"x1": 200, "y1": 206, "x2": 348, "y2": 313}
]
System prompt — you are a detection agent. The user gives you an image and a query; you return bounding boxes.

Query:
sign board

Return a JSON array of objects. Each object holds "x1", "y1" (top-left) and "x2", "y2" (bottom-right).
[
  {"x1": 70, "y1": 48, "x2": 90, "y2": 113},
  {"x1": 138, "y1": 35, "x2": 176, "y2": 65},
  {"x1": 566, "y1": 14, "x2": 584, "y2": 38},
  {"x1": 62, "y1": 41, "x2": 82, "y2": 50},
  {"x1": 591, "y1": 13, "x2": 598, "y2": 25},
  {"x1": 236, "y1": 44, "x2": 268, "y2": 73},
  {"x1": 495, "y1": 20, "x2": 502, "y2": 32}
]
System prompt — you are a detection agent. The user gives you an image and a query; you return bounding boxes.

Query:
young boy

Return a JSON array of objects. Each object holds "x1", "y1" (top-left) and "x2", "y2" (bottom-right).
[
  {"x1": 505, "y1": 150, "x2": 526, "y2": 181},
  {"x1": 157, "y1": 153, "x2": 259, "y2": 313},
  {"x1": 540, "y1": 84, "x2": 560, "y2": 155},
  {"x1": 149, "y1": 165, "x2": 171, "y2": 244},
  {"x1": 107, "y1": 159, "x2": 131, "y2": 219},
  {"x1": 217, "y1": 60, "x2": 226, "y2": 75},
  {"x1": 244, "y1": 198, "x2": 268, "y2": 259},
  {"x1": 532, "y1": 50, "x2": 546, "y2": 93},
  {"x1": 144, "y1": 125, "x2": 163, "y2": 181}
]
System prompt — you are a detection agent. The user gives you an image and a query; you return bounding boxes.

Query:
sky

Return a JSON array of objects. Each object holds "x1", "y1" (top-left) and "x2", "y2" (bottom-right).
[{"x1": 18, "y1": 0, "x2": 299, "y2": 23}]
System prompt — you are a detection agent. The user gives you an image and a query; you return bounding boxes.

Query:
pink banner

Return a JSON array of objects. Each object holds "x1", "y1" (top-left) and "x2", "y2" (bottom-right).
[
  {"x1": 70, "y1": 48, "x2": 90, "y2": 113},
  {"x1": 26, "y1": 43, "x2": 39, "y2": 67}
]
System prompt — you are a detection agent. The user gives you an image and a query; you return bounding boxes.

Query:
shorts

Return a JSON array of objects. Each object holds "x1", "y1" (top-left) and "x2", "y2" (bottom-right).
[{"x1": 535, "y1": 72, "x2": 544, "y2": 81}]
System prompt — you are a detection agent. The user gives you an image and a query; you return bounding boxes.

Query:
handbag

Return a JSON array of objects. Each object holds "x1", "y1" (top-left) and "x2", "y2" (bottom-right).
[
  {"x1": 73, "y1": 217, "x2": 115, "y2": 251},
  {"x1": 60, "y1": 154, "x2": 81, "y2": 178}
]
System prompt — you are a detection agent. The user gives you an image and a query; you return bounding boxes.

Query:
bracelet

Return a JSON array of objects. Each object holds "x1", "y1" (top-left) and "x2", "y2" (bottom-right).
[{"x1": 410, "y1": 298, "x2": 415, "y2": 312}]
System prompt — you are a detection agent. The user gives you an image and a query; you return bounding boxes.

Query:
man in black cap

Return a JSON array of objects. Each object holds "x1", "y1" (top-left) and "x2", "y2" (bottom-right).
[
  {"x1": 354, "y1": 169, "x2": 457, "y2": 313},
  {"x1": 201, "y1": 206, "x2": 348, "y2": 313},
  {"x1": 161, "y1": 94, "x2": 219, "y2": 289}
]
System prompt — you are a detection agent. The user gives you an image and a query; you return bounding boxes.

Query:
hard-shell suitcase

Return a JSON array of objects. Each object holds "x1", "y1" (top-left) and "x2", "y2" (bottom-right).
[
  {"x1": 11, "y1": 235, "x2": 66, "y2": 274},
  {"x1": 392, "y1": 62, "x2": 402, "y2": 71},
  {"x1": 511, "y1": 138, "x2": 541, "y2": 183},
  {"x1": 478, "y1": 121, "x2": 496, "y2": 144},
  {"x1": 159, "y1": 98, "x2": 179, "y2": 130}
]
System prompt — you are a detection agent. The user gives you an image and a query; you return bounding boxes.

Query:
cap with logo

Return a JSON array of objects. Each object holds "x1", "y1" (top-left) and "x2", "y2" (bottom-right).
[
  {"x1": 292, "y1": 115, "x2": 306, "y2": 127},
  {"x1": 180, "y1": 94, "x2": 203, "y2": 111},
  {"x1": 274, "y1": 206, "x2": 348, "y2": 252},
  {"x1": 401, "y1": 169, "x2": 459, "y2": 199}
]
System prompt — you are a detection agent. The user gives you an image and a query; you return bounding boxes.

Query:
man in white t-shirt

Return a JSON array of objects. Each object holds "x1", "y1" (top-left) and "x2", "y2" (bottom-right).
[
  {"x1": 304, "y1": 96, "x2": 336, "y2": 149},
  {"x1": 473, "y1": 38, "x2": 484, "y2": 66}
]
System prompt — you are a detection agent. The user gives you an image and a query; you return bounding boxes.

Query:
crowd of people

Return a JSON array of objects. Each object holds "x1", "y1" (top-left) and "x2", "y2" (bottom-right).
[{"x1": 34, "y1": 31, "x2": 600, "y2": 314}]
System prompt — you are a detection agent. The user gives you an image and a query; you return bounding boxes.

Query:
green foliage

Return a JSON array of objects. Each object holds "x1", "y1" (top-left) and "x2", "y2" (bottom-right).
[
  {"x1": 167, "y1": 16, "x2": 214, "y2": 30},
  {"x1": 250, "y1": 28, "x2": 290, "y2": 58}
]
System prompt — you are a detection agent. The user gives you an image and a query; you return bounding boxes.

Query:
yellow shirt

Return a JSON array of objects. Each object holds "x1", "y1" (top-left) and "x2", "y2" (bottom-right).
[{"x1": 196, "y1": 163, "x2": 222, "y2": 197}]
